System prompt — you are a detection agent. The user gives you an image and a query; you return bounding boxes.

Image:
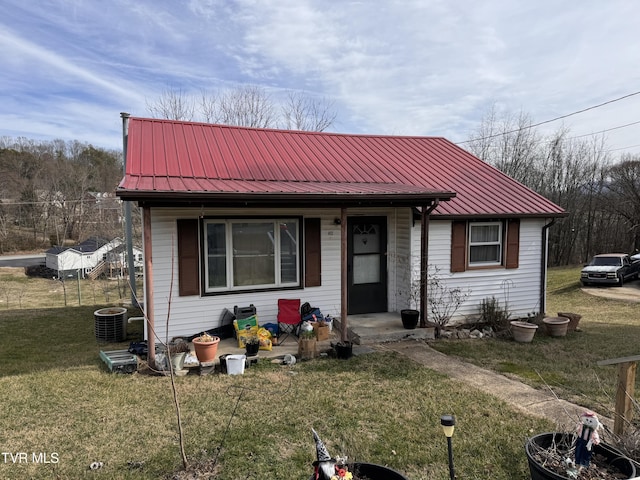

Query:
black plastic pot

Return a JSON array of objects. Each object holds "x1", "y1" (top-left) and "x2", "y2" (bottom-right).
[
  {"x1": 525, "y1": 432, "x2": 636, "y2": 480},
  {"x1": 334, "y1": 341, "x2": 353, "y2": 359},
  {"x1": 401, "y1": 309, "x2": 419, "y2": 329},
  {"x1": 245, "y1": 343, "x2": 259, "y2": 356},
  {"x1": 310, "y1": 463, "x2": 408, "y2": 480}
]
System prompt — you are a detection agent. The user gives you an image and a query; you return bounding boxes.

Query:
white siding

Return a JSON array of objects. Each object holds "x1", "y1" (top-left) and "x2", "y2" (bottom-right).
[
  {"x1": 146, "y1": 206, "x2": 548, "y2": 340},
  {"x1": 410, "y1": 218, "x2": 546, "y2": 323},
  {"x1": 148, "y1": 207, "x2": 347, "y2": 341}
]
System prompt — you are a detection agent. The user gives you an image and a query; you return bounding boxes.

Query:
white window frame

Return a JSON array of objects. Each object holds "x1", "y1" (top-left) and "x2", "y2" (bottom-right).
[
  {"x1": 468, "y1": 221, "x2": 502, "y2": 267},
  {"x1": 203, "y1": 218, "x2": 300, "y2": 293}
]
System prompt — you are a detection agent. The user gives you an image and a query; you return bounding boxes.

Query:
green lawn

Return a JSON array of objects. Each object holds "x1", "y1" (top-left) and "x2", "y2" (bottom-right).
[
  {"x1": 432, "y1": 266, "x2": 640, "y2": 415},
  {"x1": 0, "y1": 266, "x2": 636, "y2": 479}
]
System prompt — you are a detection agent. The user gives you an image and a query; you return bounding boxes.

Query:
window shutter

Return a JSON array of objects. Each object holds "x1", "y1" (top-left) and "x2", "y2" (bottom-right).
[
  {"x1": 177, "y1": 219, "x2": 200, "y2": 296},
  {"x1": 451, "y1": 221, "x2": 466, "y2": 272},
  {"x1": 505, "y1": 219, "x2": 520, "y2": 269},
  {"x1": 304, "y1": 218, "x2": 321, "y2": 287}
]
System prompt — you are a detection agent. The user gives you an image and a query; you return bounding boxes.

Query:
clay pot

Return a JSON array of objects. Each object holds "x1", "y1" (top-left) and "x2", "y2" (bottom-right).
[
  {"x1": 543, "y1": 317, "x2": 570, "y2": 337},
  {"x1": 510, "y1": 320, "x2": 538, "y2": 343},
  {"x1": 192, "y1": 336, "x2": 220, "y2": 363},
  {"x1": 557, "y1": 312, "x2": 582, "y2": 332}
]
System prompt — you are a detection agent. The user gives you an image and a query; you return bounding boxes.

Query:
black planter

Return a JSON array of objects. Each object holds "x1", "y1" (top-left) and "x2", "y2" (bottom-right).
[
  {"x1": 334, "y1": 341, "x2": 353, "y2": 359},
  {"x1": 245, "y1": 343, "x2": 259, "y2": 356},
  {"x1": 309, "y1": 463, "x2": 407, "y2": 480},
  {"x1": 400, "y1": 309, "x2": 419, "y2": 329},
  {"x1": 525, "y1": 432, "x2": 636, "y2": 480}
]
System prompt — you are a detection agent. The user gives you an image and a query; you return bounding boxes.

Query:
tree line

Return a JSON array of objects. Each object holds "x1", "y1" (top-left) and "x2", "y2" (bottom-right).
[
  {"x1": 0, "y1": 137, "x2": 127, "y2": 252},
  {"x1": 2, "y1": 87, "x2": 638, "y2": 268},
  {"x1": 466, "y1": 107, "x2": 640, "y2": 265}
]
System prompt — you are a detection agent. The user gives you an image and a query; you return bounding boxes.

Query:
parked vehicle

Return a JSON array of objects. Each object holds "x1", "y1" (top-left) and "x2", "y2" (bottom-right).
[{"x1": 580, "y1": 253, "x2": 640, "y2": 286}]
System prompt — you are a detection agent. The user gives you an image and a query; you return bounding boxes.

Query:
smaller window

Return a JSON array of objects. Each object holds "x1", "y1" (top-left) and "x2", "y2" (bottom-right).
[{"x1": 468, "y1": 222, "x2": 502, "y2": 266}]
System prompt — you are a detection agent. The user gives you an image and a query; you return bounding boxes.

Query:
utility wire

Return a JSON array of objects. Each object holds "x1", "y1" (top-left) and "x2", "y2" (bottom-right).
[
  {"x1": 570, "y1": 119, "x2": 640, "y2": 139},
  {"x1": 458, "y1": 90, "x2": 640, "y2": 145},
  {"x1": 607, "y1": 143, "x2": 640, "y2": 153},
  {"x1": 467, "y1": 119, "x2": 640, "y2": 151}
]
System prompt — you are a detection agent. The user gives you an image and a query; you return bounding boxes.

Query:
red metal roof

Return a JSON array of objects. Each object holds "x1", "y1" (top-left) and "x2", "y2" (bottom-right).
[{"x1": 117, "y1": 117, "x2": 565, "y2": 217}]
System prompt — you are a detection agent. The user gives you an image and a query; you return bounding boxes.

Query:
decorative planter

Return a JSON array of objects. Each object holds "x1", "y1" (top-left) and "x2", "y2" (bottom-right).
[
  {"x1": 557, "y1": 312, "x2": 582, "y2": 332},
  {"x1": 192, "y1": 336, "x2": 220, "y2": 363},
  {"x1": 298, "y1": 338, "x2": 317, "y2": 360},
  {"x1": 543, "y1": 317, "x2": 570, "y2": 337},
  {"x1": 170, "y1": 352, "x2": 187, "y2": 371},
  {"x1": 334, "y1": 341, "x2": 353, "y2": 359},
  {"x1": 245, "y1": 342, "x2": 259, "y2": 356},
  {"x1": 525, "y1": 432, "x2": 636, "y2": 480},
  {"x1": 400, "y1": 309, "x2": 419, "y2": 329},
  {"x1": 309, "y1": 463, "x2": 408, "y2": 480},
  {"x1": 510, "y1": 320, "x2": 538, "y2": 343}
]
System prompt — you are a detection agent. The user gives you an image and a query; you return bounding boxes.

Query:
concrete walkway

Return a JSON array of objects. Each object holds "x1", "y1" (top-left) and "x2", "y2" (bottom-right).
[{"x1": 382, "y1": 339, "x2": 612, "y2": 431}]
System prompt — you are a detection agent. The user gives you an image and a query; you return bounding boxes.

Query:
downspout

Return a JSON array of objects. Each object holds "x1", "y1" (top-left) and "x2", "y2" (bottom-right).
[
  {"x1": 420, "y1": 200, "x2": 439, "y2": 327},
  {"x1": 120, "y1": 112, "x2": 137, "y2": 306},
  {"x1": 143, "y1": 205, "x2": 155, "y2": 367},
  {"x1": 540, "y1": 218, "x2": 556, "y2": 316},
  {"x1": 340, "y1": 207, "x2": 348, "y2": 342}
]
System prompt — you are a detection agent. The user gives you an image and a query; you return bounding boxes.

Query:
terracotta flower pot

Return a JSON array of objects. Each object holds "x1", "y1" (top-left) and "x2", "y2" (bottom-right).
[
  {"x1": 192, "y1": 336, "x2": 220, "y2": 363},
  {"x1": 557, "y1": 312, "x2": 582, "y2": 332},
  {"x1": 510, "y1": 320, "x2": 538, "y2": 343},
  {"x1": 543, "y1": 317, "x2": 570, "y2": 337}
]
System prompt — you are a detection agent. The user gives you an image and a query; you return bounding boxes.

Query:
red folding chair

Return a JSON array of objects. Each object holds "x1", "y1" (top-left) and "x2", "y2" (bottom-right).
[{"x1": 277, "y1": 299, "x2": 301, "y2": 344}]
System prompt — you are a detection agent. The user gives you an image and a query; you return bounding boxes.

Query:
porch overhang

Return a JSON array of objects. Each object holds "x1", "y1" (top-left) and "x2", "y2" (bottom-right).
[
  {"x1": 116, "y1": 182, "x2": 456, "y2": 208},
  {"x1": 119, "y1": 192, "x2": 456, "y2": 209}
]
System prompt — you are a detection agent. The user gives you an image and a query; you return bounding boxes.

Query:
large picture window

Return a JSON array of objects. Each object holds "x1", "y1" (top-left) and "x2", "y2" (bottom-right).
[{"x1": 204, "y1": 218, "x2": 300, "y2": 292}]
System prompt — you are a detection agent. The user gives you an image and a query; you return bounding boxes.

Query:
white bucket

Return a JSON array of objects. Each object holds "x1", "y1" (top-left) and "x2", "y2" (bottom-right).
[{"x1": 226, "y1": 354, "x2": 246, "y2": 375}]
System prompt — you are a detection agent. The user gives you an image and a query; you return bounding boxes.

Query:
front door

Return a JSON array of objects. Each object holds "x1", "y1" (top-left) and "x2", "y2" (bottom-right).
[{"x1": 347, "y1": 216, "x2": 387, "y2": 314}]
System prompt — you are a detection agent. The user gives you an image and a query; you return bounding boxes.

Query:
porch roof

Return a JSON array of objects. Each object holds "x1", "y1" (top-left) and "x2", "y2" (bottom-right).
[{"x1": 117, "y1": 117, "x2": 564, "y2": 216}]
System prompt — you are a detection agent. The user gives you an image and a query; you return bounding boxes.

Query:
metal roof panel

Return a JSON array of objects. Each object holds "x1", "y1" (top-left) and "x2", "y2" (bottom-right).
[{"x1": 118, "y1": 117, "x2": 565, "y2": 217}]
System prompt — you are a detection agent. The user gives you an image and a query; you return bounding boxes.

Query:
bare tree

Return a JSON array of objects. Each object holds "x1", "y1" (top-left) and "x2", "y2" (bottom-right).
[
  {"x1": 603, "y1": 155, "x2": 640, "y2": 252},
  {"x1": 281, "y1": 91, "x2": 336, "y2": 132},
  {"x1": 467, "y1": 105, "x2": 542, "y2": 186},
  {"x1": 148, "y1": 84, "x2": 337, "y2": 132},
  {"x1": 212, "y1": 85, "x2": 276, "y2": 128},
  {"x1": 145, "y1": 88, "x2": 195, "y2": 121}
]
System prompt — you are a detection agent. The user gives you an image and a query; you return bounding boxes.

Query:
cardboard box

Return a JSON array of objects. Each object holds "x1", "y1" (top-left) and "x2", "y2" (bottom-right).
[{"x1": 312, "y1": 321, "x2": 329, "y2": 341}]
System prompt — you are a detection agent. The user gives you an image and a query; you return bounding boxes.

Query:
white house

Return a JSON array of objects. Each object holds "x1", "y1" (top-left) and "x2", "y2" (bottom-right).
[
  {"x1": 116, "y1": 117, "x2": 565, "y2": 351},
  {"x1": 46, "y1": 237, "x2": 142, "y2": 278}
]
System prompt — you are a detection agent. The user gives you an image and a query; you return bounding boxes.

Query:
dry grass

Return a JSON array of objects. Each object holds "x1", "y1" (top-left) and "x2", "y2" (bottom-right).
[
  {"x1": 0, "y1": 267, "x2": 137, "y2": 309},
  {"x1": 433, "y1": 265, "x2": 640, "y2": 428},
  {"x1": 5, "y1": 265, "x2": 635, "y2": 479},
  {"x1": 0, "y1": 283, "x2": 554, "y2": 479}
]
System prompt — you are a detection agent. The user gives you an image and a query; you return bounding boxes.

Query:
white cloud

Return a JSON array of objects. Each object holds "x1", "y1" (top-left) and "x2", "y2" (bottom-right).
[{"x1": 0, "y1": 0, "x2": 639, "y2": 155}]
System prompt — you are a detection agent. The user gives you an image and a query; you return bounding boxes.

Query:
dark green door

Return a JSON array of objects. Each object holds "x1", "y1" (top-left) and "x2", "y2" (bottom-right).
[{"x1": 347, "y1": 216, "x2": 387, "y2": 314}]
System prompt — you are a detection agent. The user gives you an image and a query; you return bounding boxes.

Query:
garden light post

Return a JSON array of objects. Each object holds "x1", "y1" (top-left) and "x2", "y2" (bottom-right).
[{"x1": 441, "y1": 414, "x2": 456, "y2": 480}]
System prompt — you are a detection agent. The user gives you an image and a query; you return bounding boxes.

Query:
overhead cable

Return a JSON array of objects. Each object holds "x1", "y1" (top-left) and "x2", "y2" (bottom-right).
[{"x1": 458, "y1": 90, "x2": 640, "y2": 145}]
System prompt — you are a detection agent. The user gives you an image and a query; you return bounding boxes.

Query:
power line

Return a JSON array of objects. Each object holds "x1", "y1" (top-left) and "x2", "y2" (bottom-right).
[
  {"x1": 468, "y1": 119, "x2": 640, "y2": 151},
  {"x1": 607, "y1": 143, "x2": 640, "y2": 153},
  {"x1": 458, "y1": 90, "x2": 640, "y2": 145},
  {"x1": 570, "y1": 119, "x2": 640, "y2": 139}
]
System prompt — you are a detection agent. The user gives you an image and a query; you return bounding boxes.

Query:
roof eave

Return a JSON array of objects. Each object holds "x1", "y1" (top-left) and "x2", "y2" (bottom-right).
[
  {"x1": 116, "y1": 189, "x2": 456, "y2": 208},
  {"x1": 432, "y1": 211, "x2": 568, "y2": 220}
]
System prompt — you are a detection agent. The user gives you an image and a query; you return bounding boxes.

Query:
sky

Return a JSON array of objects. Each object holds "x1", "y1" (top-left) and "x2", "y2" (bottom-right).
[{"x1": 1, "y1": 0, "x2": 640, "y2": 158}]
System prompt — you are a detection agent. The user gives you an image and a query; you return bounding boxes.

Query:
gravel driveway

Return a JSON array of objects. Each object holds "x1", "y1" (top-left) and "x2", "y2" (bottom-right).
[{"x1": 582, "y1": 282, "x2": 640, "y2": 302}]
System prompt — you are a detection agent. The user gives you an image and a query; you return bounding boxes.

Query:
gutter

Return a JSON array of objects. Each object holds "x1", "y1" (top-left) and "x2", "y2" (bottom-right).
[{"x1": 540, "y1": 218, "x2": 556, "y2": 315}]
